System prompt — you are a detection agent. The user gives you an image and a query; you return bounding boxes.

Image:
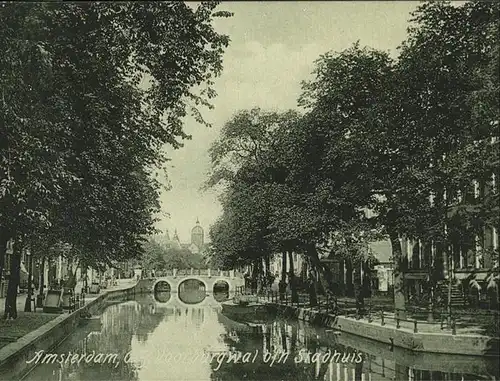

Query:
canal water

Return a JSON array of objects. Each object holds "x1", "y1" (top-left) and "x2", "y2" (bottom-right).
[{"x1": 21, "y1": 290, "x2": 498, "y2": 381}]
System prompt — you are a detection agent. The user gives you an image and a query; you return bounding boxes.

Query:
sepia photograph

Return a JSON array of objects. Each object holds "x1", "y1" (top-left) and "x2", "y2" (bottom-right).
[{"x1": 0, "y1": 1, "x2": 498, "y2": 380}]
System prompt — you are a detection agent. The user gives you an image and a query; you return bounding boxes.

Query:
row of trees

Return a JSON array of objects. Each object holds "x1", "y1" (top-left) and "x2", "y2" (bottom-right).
[
  {"x1": 0, "y1": 2, "x2": 231, "y2": 318},
  {"x1": 206, "y1": 1, "x2": 499, "y2": 317},
  {"x1": 141, "y1": 239, "x2": 207, "y2": 273}
]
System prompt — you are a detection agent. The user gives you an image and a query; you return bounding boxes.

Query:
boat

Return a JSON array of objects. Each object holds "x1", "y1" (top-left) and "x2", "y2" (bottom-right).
[
  {"x1": 217, "y1": 311, "x2": 256, "y2": 332},
  {"x1": 220, "y1": 295, "x2": 270, "y2": 324}
]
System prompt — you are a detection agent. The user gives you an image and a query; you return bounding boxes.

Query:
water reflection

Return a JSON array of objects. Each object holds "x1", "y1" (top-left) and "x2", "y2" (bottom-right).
[
  {"x1": 212, "y1": 317, "x2": 498, "y2": 381},
  {"x1": 213, "y1": 292, "x2": 229, "y2": 303},
  {"x1": 213, "y1": 281, "x2": 230, "y2": 302},
  {"x1": 178, "y1": 279, "x2": 207, "y2": 304},
  {"x1": 20, "y1": 294, "x2": 498, "y2": 381}
]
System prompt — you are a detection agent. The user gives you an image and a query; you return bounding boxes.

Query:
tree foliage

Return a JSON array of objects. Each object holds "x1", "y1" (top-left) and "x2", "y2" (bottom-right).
[
  {"x1": 142, "y1": 239, "x2": 206, "y2": 271},
  {"x1": 206, "y1": 1, "x2": 499, "y2": 315},
  {"x1": 0, "y1": 1, "x2": 231, "y2": 318}
]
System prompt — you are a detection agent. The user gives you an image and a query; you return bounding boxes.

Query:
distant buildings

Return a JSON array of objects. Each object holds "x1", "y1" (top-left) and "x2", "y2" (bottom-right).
[
  {"x1": 153, "y1": 219, "x2": 207, "y2": 255},
  {"x1": 190, "y1": 219, "x2": 204, "y2": 254},
  {"x1": 0, "y1": 219, "x2": 208, "y2": 297}
]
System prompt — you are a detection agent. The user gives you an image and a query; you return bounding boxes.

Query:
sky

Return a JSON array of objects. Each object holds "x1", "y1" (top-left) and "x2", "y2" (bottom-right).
[{"x1": 155, "y1": 1, "x2": 421, "y2": 243}]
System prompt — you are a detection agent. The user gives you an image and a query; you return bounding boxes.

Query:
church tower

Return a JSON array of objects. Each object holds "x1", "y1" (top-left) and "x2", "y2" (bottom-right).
[
  {"x1": 191, "y1": 218, "x2": 204, "y2": 250},
  {"x1": 171, "y1": 229, "x2": 181, "y2": 250}
]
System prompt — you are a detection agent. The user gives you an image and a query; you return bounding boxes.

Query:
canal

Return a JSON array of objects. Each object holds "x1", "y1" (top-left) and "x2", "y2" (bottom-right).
[{"x1": 21, "y1": 289, "x2": 498, "y2": 381}]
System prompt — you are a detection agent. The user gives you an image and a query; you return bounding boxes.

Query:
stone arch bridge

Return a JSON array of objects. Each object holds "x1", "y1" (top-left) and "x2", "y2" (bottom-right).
[{"x1": 136, "y1": 269, "x2": 244, "y2": 294}]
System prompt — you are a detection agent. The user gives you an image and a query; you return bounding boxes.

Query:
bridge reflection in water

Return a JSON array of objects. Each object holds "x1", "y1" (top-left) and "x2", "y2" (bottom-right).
[{"x1": 19, "y1": 291, "x2": 498, "y2": 381}]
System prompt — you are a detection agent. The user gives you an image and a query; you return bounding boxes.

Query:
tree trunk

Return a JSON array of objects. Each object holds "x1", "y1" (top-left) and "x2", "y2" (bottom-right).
[
  {"x1": 256, "y1": 259, "x2": 263, "y2": 295},
  {"x1": 4, "y1": 238, "x2": 22, "y2": 319},
  {"x1": 279, "y1": 251, "x2": 287, "y2": 300},
  {"x1": 389, "y1": 228, "x2": 406, "y2": 320},
  {"x1": 345, "y1": 258, "x2": 353, "y2": 297},
  {"x1": 447, "y1": 263, "x2": 452, "y2": 325},
  {"x1": 353, "y1": 263, "x2": 364, "y2": 316},
  {"x1": 306, "y1": 244, "x2": 335, "y2": 291},
  {"x1": 65, "y1": 258, "x2": 78, "y2": 291},
  {"x1": 263, "y1": 255, "x2": 271, "y2": 292},
  {"x1": 37, "y1": 256, "x2": 46, "y2": 308},
  {"x1": 306, "y1": 244, "x2": 337, "y2": 311},
  {"x1": 288, "y1": 251, "x2": 298, "y2": 303},
  {"x1": 305, "y1": 257, "x2": 318, "y2": 306},
  {"x1": 0, "y1": 230, "x2": 9, "y2": 285},
  {"x1": 300, "y1": 258, "x2": 308, "y2": 283},
  {"x1": 427, "y1": 244, "x2": 434, "y2": 323},
  {"x1": 264, "y1": 255, "x2": 270, "y2": 277},
  {"x1": 24, "y1": 249, "x2": 33, "y2": 312},
  {"x1": 39, "y1": 257, "x2": 45, "y2": 294},
  {"x1": 82, "y1": 264, "x2": 88, "y2": 293},
  {"x1": 338, "y1": 259, "x2": 346, "y2": 296},
  {"x1": 252, "y1": 258, "x2": 259, "y2": 293}
]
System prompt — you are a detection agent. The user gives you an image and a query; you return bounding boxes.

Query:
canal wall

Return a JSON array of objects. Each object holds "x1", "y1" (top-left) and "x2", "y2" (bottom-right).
[
  {"x1": 269, "y1": 304, "x2": 499, "y2": 357},
  {"x1": 0, "y1": 285, "x2": 136, "y2": 380},
  {"x1": 135, "y1": 278, "x2": 155, "y2": 294}
]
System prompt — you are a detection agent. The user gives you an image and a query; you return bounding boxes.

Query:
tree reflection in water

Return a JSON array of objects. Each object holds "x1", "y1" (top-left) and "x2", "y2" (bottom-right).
[
  {"x1": 212, "y1": 317, "x2": 497, "y2": 381},
  {"x1": 21, "y1": 296, "x2": 497, "y2": 381}
]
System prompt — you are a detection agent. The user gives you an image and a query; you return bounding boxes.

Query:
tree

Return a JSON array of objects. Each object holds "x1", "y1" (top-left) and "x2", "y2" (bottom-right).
[
  {"x1": 296, "y1": 44, "x2": 398, "y2": 311},
  {"x1": 1, "y1": 1, "x2": 232, "y2": 318},
  {"x1": 142, "y1": 238, "x2": 207, "y2": 272},
  {"x1": 206, "y1": 109, "x2": 301, "y2": 293},
  {"x1": 393, "y1": 0, "x2": 499, "y2": 317}
]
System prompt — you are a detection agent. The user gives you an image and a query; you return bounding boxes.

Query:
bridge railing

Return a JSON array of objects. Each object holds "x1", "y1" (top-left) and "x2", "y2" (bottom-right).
[{"x1": 151, "y1": 269, "x2": 241, "y2": 279}]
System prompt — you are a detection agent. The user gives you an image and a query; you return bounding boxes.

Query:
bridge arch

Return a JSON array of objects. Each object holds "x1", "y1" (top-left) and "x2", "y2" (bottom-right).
[
  {"x1": 152, "y1": 280, "x2": 172, "y2": 303},
  {"x1": 177, "y1": 278, "x2": 208, "y2": 305},
  {"x1": 212, "y1": 279, "x2": 230, "y2": 302},
  {"x1": 150, "y1": 271, "x2": 244, "y2": 295},
  {"x1": 153, "y1": 280, "x2": 172, "y2": 293},
  {"x1": 177, "y1": 277, "x2": 208, "y2": 293},
  {"x1": 212, "y1": 278, "x2": 231, "y2": 293}
]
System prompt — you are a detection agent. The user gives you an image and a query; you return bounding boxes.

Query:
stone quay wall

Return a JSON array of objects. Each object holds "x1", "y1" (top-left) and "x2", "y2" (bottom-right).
[
  {"x1": 268, "y1": 304, "x2": 499, "y2": 357},
  {"x1": 0, "y1": 285, "x2": 136, "y2": 380}
]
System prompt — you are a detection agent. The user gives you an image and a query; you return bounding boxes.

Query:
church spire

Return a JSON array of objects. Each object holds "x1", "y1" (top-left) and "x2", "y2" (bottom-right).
[{"x1": 196, "y1": 217, "x2": 200, "y2": 224}]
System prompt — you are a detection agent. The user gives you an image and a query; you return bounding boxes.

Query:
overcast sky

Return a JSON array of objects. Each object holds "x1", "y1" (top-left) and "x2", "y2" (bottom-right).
[{"x1": 155, "y1": 1, "x2": 421, "y2": 243}]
